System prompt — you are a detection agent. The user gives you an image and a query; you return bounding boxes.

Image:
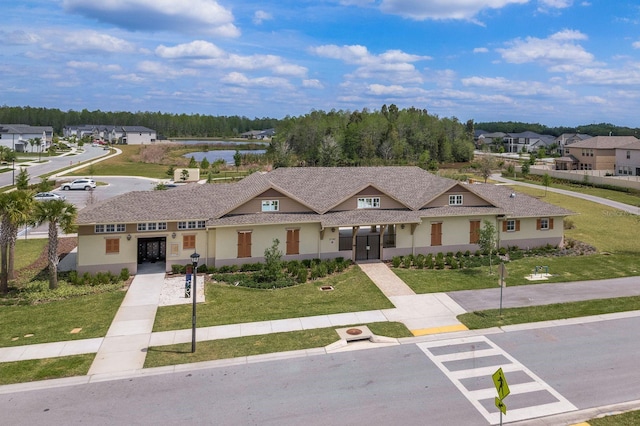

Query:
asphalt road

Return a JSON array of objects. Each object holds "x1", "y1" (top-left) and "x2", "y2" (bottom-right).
[
  {"x1": 2, "y1": 316, "x2": 640, "y2": 425},
  {"x1": 449, "y1": 276, "x2": 640, "y2": 312}
]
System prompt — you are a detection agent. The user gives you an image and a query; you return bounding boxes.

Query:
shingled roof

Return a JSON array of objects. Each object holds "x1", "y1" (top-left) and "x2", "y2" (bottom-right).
[{"x1": 76, "y1": 167, "x2": 572, "y2": 226}]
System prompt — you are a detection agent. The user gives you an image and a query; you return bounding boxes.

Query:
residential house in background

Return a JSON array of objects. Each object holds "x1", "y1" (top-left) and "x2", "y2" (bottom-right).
[
  {"x1": 240, "y1": 128, "x2": 275, "y2": 140},
  {"x1": 0, "y1": 124, "x2": 53, "y2": 152},
  {"x1": 615, "y1": 140, "x2": 640, "y2": 176},
  {"x1": 475, "y1": 131, "x2": 555, "y2": 153},
  {"x1": 63, "y1": 125, "x2": 156, "y2": 144},
  {"x1": 75, "y1": 167, "x2": 572, "y2": 275},
  {"x1": 554, "y1": 133, "x2": 592, "y2": 155},
  {"x1": 555, "y1": 136, "x2": 639, "y2": 171}
]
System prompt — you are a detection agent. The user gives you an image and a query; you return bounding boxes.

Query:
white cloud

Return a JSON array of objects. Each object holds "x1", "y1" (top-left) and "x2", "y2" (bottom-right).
[
  {"x1": 1, "y1": 30, "x2": 40, "y2": 45},
  {"x1": 538, "y1": 0, "x2": 573, "y2": 10},
  {"x1": 253, "y1": 10, "x2": 273, "y2": 25},
  {"x1": 633, "y1": 41, "x2": 640, "y2": 49},
  {"x1": 367, "y1": 84, "x2": 426, "y2": 96},
  {"x1": 303, "y1": 79, "x2": 324, "y2": 89},
  {"x1": 62, "y1": 0, "x2": 239, "y2": 37},
  {"x1": 43, "y1": 31, "x2": 136, "y2": 53},
  {"x1": 156, "y1": 40, "x2": 225, "y2": 59},
  {"x1": 378, "y1": 0, "x2": 529, "y2": 21},
  {"x1": 221, "y1": 72, "x2": 294, "y2": 89},
  {"x1": 137, "y1": 61, "x2": 198, "y2": 78},
  {"x1": 497, "y1": 29, "x2": 594, "y2": 67},
  {"x1": 462, "y1": 76, "x2": 572, "y2": 96},
  {"x1": 111, "y1": 73, "x2": 145, "y2": 83},
  {"x1": 474, "y1": 47, "x2": 489, "y2": 53},
  {"x1": 67, "y1": 61, "x2": 122, "y2": 72}
]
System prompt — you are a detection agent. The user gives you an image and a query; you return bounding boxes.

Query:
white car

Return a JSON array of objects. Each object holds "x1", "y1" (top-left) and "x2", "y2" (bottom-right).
[
  {"x1": 62, "y1": 178, "x2": 96, "y2": 191},
  {"x1": 34, "y1": 192, "x2": 66, "y2": 201}
]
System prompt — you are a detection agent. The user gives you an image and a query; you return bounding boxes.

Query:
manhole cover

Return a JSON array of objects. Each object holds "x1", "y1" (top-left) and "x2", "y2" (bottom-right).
[{"x1": 346, "y1": 328, "x2": 363, "y2": 336}]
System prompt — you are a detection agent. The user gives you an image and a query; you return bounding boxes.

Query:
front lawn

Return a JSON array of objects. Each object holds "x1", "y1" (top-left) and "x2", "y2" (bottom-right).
[
  {"x1": 0, "y1": 354, "x2": 93, "y2": 385},
  {"x1": 153, "y1": 266, "x2": 393, "y2": 332}
]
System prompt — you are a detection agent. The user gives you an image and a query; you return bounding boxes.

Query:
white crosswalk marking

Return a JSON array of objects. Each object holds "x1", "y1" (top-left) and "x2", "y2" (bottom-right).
[{"x1": 417, "y1": 336, "x2": 577, "y2": 425}]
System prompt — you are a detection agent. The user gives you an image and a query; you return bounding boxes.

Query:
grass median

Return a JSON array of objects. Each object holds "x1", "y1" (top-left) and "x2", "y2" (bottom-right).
[
  {"x1": 0, "y1": 354, "x2": 94, "y2": 386},
  {"x1": 145, "y1": 322, "x2": 411, "y2": 368},
  {"x1": 458, "y1": 295, "x2": 640, "y2": 329}
]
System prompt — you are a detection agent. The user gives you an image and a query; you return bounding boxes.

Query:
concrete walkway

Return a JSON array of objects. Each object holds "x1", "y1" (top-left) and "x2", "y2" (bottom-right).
[{"x1": 87, "y1": 264, "x2": 166, "y2": 376}]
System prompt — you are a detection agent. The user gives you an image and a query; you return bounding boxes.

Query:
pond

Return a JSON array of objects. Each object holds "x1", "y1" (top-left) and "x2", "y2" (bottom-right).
[
  {"x1": 183, "y1": 149, "x2": 266, "y2": 164},
  {"x1": 173, "y1": 139, "x2": 268, "y2": 146}
]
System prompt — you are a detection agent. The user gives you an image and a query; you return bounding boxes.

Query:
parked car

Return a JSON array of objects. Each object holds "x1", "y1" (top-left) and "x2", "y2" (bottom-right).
[
  {"x1": 61, "y1": 178, "x2": 96, "y2": 191},
  {"x1": 34, "y1": 192, "x2": 66, "y2": 201}
]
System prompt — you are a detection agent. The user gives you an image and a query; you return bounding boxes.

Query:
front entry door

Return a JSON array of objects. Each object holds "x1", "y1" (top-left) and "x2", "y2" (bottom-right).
[
  {"x1": 355, "y1": 234, "x2": 380, "y2": 261},
  {"x1": 138, "y1": 237, "x2": 166, "y2": 264}
]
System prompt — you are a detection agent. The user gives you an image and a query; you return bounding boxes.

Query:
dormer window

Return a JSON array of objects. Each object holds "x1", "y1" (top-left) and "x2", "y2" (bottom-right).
[
  {"x1": 357, "y1": 197, "x2": 380, "y2": 209},
  {"x1": 449, "y1": 195, "x2": 463, "y2": 205},
  {"x1": 262, "y1": 200, "x2": 279, "y2": 212}
]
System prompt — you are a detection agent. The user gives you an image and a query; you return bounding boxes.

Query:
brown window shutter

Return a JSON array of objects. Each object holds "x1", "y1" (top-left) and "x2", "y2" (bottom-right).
[
  {"x1": 502, "y1": 221, "x2": 507, "y2": 232},
  {"x1": 550, "y1": 218, "x2": 554, "y2": 229},
  {"x1": 536, "y1": 219, "x2": 541, "y2": 230},
  {"x1": 516, "y1": 220, "x2": 520, "y2": 231}
]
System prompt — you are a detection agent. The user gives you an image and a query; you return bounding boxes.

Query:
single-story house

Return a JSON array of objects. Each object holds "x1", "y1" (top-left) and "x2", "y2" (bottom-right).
[
  {"x1": 555, "y1": 136, "x2": 639, "y2": 171},
  {"x1": 75, "y1": 167, "x2": 573, "y2": 275}
]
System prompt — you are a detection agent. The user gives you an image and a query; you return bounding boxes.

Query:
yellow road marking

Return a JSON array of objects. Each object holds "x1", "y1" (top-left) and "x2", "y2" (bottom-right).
[{"x1": 411, "y1": 324, "x2": 468, "y2": 336}]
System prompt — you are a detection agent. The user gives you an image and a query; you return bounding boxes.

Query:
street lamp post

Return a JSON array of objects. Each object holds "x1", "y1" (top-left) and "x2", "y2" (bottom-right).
[
  {"x1": 12, "y1": 158, "x2": 15, "y2": 186},
  {"x1": 190, "y1": 251, "x2": 200, "y2": 353}
]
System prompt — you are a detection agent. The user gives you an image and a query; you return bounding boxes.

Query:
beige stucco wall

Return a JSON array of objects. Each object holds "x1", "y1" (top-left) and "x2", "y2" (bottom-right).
[
  {"x1": 77, "y1": 234, "x2": 138, "y2": 274},
  {"x1": 230, "y1": 195, "x2": 313, "y2": 215},
  {"x1": 499, "y1": 217, "x2": 564, "y2": 248},
  {"x1": 425, "y1": 187, "x2": 490, "y2": 208}
]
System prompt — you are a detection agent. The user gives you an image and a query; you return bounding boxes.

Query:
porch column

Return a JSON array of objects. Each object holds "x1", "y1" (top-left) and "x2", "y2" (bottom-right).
[
  {"x1": 351, "y1": 226, "x2": 359, "y2": 262},
  {"x1": 379, "y1": 224, "x2": 386, "y2": 261}
]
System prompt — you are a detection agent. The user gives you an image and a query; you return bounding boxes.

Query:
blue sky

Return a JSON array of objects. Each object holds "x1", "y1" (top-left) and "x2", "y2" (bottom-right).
[{"x1": 2, "y1": 1, "x2": 640, "y2": 127}]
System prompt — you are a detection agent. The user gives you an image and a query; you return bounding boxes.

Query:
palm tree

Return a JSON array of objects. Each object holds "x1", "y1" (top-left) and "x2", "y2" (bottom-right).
[
  {"x1": 32, "y1": 200, "x2": 77, "y2": 290},
  {"x1": 0, "y1": 191, "x2": 35, "y2": 293}
]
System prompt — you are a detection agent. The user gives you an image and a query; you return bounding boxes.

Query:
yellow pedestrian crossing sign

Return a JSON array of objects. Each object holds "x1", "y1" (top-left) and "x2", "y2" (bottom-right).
[
  {"x1": 492, "y1": 368, "x2": 510, "y2": 400},
  {"x1": 495, "y1": 397, "x2": 507, "y2": 415}
]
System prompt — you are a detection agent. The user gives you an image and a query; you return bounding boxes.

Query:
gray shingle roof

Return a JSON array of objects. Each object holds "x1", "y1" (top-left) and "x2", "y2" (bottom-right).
[
  {"x1": 568, "y1": 136, "x2": 638, "y2": 149},
  {"x1": 77, "y1": 167, "x2": 573, "y2": 225}
]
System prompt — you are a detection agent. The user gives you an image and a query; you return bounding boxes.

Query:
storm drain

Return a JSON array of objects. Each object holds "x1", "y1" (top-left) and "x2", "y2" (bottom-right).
[
  {"x1": 319, "y1": 285, "x2": 334, "y2": 291},
  {"x1": 335, "y1": 325, "x2": 373, "y2": 342}
]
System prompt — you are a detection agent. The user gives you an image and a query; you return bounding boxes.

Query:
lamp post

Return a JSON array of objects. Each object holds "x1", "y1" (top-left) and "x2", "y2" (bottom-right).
[
  {"x1": 190, "y1": 251, "x2": 200, "y2": 353},
  {"x1": 12, "y1": 158, "x2": 15, "y2": 186}
]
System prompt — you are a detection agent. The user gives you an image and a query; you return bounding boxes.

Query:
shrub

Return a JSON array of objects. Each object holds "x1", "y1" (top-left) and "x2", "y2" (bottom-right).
[
  {"x1": 325, "y1": 260, "x2": 337, "y2": 275},
  {"x1": 119, "y1": 268, "x2": 130, "y2": 281},
  {"x1": 498, "y1": 247, "x2": 507, "y2": 256},
  {"x1": 240, "y1": 262, "x2": 264, "y2": 272},
  {"x1": 392, "y1": 256, "x2": 402, "y2": 268},
  {"x1": 455, "y1": 251, "x2": 463, "y2": 259},
  {"x1": 450, "y1": 259, "x2": 459, "y2": 269},
  {"x1": 296, "y1": 268, "x2": 308, "y2": 283},
  {"x1": 426, "y1": 254, "x2": 434, "y2": 269},
  {"x1": 171, "y1": 264, "x2": 185, "y2": 274},
  {"x1": 68, "y1": 270, "x2": 80, "y2": 285},
  {"x1": 218, "y1": 265, "x2": 238, "y2": 273},
  {"x1": 197, "y1": 264, "x2": 208, "y2": 273},
  {"x1": 435, "y1": 258, "x2": 445, "y2": 270},
  {"x1": 464, "y1": 250, "x2": 471, "y2": 257},
  {"x1": 402, "y1": 256, "x2": 412, "y2": 269}
]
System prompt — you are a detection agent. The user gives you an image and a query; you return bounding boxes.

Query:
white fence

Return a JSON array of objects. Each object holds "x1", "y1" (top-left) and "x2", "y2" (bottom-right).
[{"x1": 529, "y1": 167, "x2": 640, "y2": 191}]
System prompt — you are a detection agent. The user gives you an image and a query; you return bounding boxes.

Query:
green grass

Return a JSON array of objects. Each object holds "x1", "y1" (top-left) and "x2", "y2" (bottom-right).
[
  {"x1": 153, "y1": 266, "x2": 394, "y2": 332},
  {"x1": 0, "y1": 354, "x2": 93, "y2": 385},
  {"x1": 14, "y1": 238, "x2": 48, "y2": 270},
  {"x1": 394, "y1": 253, "x2": 639, "y2": 293},
  {"x1": 589, "y1": 410, "x2": 640, "y2": 425},
  {"x1": 0, "y1": 291, "x2": 125, "y2": 348},
  {"x1": 457, "y1": 295, "x2": 640, "y2": 329},
  {"x1": 145, "y1": 322, "x2": 411, "y2": 368}
]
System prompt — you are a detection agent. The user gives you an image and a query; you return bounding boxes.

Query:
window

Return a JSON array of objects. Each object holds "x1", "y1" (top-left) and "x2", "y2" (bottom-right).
[
  {"x1": 261, "y1": 200, "x2": 279, "y2": 212},
  {"x1": 137, "y1": 222, "x2": 167, "y2": 231},
  {"x1": 449, "y1": 195, "x2": 463, "y2": 205},
  {"x1": 537, "y1": 218, "x2": 553, "y2": 231},
  {"x1": 178, "y1": 221, "x2": 205, "y2": 230},
  {"x1": 105, "y1": 238, "x2": 119, "y2": 254},
  {"x1": 357, "y1": 197, "x2": 380, "y2": 209},
  {"x1": 286, "y1": 229, "x2": 300, "y2": 255},
  {"x1": 383, "y1": 225, "x2": 396, "y2": 248},
  {"x1": 469, "y1": 220, "x2": 481, "y2": 244},
  {"x1": 183, "y1": 235, "x2": 196, "y2": 250},
  {"x1": 96, "y1": 224, "x2": 125, "y2": 233},
  {"x1": 627, "y1": 150, "x2": 631, "y2": 160},
  {"x1": 503, "y1": 219, "x2": 520, "y2": 232}
]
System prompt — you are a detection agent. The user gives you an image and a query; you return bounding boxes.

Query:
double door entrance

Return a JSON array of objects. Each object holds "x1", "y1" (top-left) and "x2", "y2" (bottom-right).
[
  {"x1": 137, "y1": 237, "x2": 166, "y2": 264},
  {"x1": 355, "y1": 234, "x2": 380, "y2": 261}
]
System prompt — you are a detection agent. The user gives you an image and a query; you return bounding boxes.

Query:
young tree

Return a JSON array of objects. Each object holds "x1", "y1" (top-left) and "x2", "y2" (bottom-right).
[
  {"x1": 542, "y1": 173, "x2": 552, "y2": 196},
  {"x1": 475, "y1": 155, "x2": 497, "y2": 183},
  {"x1": 260, "y1": 238, "x2": 283, "y2": 282},
  {"x1": 521, "y1": 162, "x2": 530, "y2": 178},
  {"x1": 37, "y1": 177, "x2": 54, "y2": 193},
  {"x1": 15, "y1": 167, "x2": 29, "y2": 190},
  {"x1": 478, "y1": 220, "x2": 498, "y2": 275},
  {"x1": 233, "y1": 149, "x2": 242, "y2": 171},
  {"x1": 200, "y1": 157, "x2": 210, "y2": 170},
  {"x1": 166, "y1": 165, "x2": 175, "y2": 178},
  {"x1": 188, "y1": 156, "x2": 197, "y2": 168},
  {"x1": 180, "y1": 169, "x2": 189, "y2": 181},
  {"x1": 32, "y1": 200, "x2": 77, "y2": 289}
]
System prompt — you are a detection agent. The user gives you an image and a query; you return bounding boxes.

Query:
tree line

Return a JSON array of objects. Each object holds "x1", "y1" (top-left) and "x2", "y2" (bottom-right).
[
  {"x1": 0, "y1": 105, "x2": 279, "y2": 138},
  {"x1": 269, "y1": 106, "x2": 475, "y2": 167}
]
